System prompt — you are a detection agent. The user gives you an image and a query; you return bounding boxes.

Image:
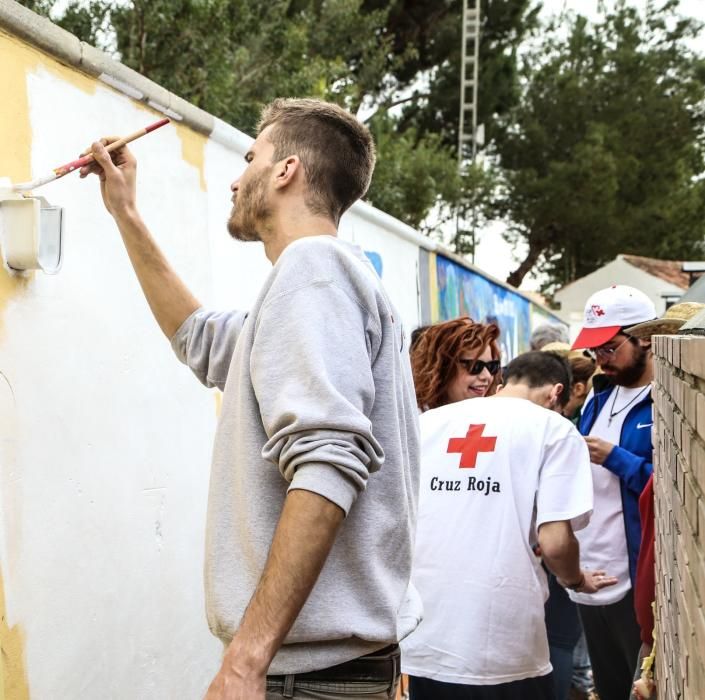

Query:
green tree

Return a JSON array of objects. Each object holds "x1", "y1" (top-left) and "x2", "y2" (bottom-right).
[
  {"x1": 371, "y1": 0, "x2": 541, "y2": 151},
  {"x1": 495, "y1": 0, "x2": 705, "y2": 290},
  {"x1": 21, "y1": 0, "x2": 536, "y2": 231}
]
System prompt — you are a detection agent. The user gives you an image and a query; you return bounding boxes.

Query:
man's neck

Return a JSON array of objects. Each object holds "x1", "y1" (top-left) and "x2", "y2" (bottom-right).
[
  {"x1": 261, "y1": 209, "x2": 338, "y2": 263},
  {"x1": 495, "y1": 384, "x2": 532, "y2": 401}
]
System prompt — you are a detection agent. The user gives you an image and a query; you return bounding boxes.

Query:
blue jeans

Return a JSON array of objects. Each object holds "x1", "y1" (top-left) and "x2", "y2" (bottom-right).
[
  {"x1": 571, "y1": 631, "x2": 593, "y2": 693},
  {"x1": 548, "y1": 645, "x2": 574, "y2": 700}
]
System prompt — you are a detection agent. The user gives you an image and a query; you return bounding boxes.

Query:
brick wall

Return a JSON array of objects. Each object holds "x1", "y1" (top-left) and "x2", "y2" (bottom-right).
[{"x1": 653, "y1": 335, "x2": 705, "y2": 699}]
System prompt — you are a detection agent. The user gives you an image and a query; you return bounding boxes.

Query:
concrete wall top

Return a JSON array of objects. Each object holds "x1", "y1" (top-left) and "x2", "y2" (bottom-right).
[{"x1": 0, "y1": 0, "x2": 559, "y2": 320}]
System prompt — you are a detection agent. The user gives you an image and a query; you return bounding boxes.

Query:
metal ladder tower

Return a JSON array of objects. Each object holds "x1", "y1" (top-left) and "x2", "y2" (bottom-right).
[
  {"x1": 455, "y1": 0, "x2": 481, "y2": 260},
  {"x1": 458, "y1": 0, "x2": 481, "y2": 164}
]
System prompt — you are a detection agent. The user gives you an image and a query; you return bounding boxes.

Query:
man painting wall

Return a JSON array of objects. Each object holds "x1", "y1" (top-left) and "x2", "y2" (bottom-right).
[{"x1": 83, "y1": 98, "x2": 421, "y2": 700}]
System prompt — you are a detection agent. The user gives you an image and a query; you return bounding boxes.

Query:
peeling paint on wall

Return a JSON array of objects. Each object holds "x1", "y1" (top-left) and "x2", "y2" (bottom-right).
[
  {"x1": 0, "y1": 571, "x2": 29, "y2": 700},
  {"x1": 175, "y1": 123, "x2": 208, "y2": 191}
]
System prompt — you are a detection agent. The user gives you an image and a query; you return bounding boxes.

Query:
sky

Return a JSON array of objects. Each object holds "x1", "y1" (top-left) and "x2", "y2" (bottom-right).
[{"x1": 473, "y1": 0, "x2": 705, "y2": 290}]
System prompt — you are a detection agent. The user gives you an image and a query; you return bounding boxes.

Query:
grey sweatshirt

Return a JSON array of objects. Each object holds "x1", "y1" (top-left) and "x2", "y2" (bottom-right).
[{"x1": 171, "y1": 235, "x2": 422, "y2": 674}]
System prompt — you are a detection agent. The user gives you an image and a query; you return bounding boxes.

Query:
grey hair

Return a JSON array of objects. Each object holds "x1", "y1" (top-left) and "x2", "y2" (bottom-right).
[{"x1": 530, "y1": 324, "x2": 570, "y2": 351}]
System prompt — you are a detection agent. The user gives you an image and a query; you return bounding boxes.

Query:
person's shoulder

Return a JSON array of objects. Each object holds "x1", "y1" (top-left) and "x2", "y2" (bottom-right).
[
  {"x1": 284, "y1": 235, "x2": 360, "y2": 262},
  {"x1": 496, "y1": 398, "x2": 577, "y2": 436},
  {"x1": 277, "y1": 236, "x2": 371, "y2": 281},
  {"x1": 421, "y1": 396, "x2": 491, "y2": 420},
  {"x1": 491, "y1": 396, "x2": 549, "y2": 420},
  {"x1": 545, "y1": 406, "x2": 580, "y2": 434}
]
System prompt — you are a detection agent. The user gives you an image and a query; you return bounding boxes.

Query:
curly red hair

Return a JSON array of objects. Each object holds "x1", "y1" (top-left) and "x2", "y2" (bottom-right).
[{"x1": 411, "y1": 317, "x2": 501, "y2": 410}]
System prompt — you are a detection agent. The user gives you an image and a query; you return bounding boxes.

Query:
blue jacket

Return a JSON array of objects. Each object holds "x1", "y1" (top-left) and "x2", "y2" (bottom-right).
[{"x1": 578, "y1": 375, "x2": 653, "y2": 585}]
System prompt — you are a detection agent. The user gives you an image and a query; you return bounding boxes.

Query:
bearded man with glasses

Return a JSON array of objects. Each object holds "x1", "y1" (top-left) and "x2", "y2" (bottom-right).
[{"x1": 569, "y1": 285, "x2": 656, "y2": 700}]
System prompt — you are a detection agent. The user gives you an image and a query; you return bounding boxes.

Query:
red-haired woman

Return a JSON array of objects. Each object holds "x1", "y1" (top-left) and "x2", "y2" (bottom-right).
[{"x1": 410, "y1": 316, "x2": 502, "y2": 410}]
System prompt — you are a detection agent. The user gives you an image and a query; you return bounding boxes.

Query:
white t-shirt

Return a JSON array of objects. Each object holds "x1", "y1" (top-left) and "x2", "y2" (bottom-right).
[
  {"x1": 401, "y1": 396, "x2": 593, "y2": 686},
  {"x1": 568, "y1": 385, "x2": 650, "y2": 606}
]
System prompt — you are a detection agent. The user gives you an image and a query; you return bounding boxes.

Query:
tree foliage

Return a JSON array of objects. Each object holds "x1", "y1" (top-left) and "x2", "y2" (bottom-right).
[
  {"x1": 21, "y1": 0, "x2": 534, "y2": 233},
  {"x1": 20, "y1": 0, "x2": 705, "y2": 291},
  {"x1": 496, "y1": 0, "x2": 705, "y2": 290}
]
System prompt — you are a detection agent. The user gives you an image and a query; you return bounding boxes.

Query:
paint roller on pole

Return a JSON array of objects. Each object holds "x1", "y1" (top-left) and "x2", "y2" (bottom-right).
[{"x1": 12, "y1": 118, "x2": 170, "y2": 192}]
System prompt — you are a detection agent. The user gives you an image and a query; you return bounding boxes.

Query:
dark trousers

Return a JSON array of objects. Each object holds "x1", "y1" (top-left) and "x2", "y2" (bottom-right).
[
  {"x1": 545, "y1": 572, "x2": 583, "y2": 700},
  {"x1": 578, "y1": 590, "x2": 642, "y2": 700},
  {"x1": 408, "y1": 674, "x2": 556, "y2": 700}
]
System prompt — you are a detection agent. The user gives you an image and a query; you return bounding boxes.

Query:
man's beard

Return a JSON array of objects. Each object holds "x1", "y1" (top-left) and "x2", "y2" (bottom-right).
[
  {"x1": 605, "y1": 343, "x2": 650, "y2": 386},
  {"x1": 227, "y1": 168, "x2": 271, "y2": 242}
]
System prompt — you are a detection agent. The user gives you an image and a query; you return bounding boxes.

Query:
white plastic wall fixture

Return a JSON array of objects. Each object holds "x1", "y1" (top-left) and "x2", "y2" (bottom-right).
[{"x1": 0, "y1": 177, "x2": 63, "y2": 273}]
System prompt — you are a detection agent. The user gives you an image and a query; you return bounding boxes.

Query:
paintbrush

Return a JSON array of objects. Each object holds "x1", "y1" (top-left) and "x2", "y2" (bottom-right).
[{"x1": 12, "y1": 118, "x2": 170, "y2": 192}]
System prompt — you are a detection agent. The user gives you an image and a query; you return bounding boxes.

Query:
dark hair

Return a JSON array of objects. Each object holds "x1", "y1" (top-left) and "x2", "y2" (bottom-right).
[
  {"x1": 504, "y1": 351, "x2": 572, "y2": 407},
  {"x1": 411, "y1": 317, "x2": 501, "y2": 410},
  {"x1": 258, "y1": 98, "x2": 376, "y2": 225},
  {"x1": 410, "y1": 325, "x2": 429, "y2": 352}
]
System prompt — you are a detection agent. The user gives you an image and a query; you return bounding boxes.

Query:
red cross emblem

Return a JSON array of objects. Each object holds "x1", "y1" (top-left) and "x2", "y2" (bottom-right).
[{"x1": 447, "y1": 424, "x2": 497, "y2": 468}]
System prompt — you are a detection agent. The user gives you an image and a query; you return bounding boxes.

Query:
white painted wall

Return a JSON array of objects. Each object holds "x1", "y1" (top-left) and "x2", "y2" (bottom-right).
[
  {"x1": 554, "y1": 257, "x2": 685, "y2": 341},
  {"x1": 0, "y1": 7, "x2": 558, "y2": 695},
  {"x1": 0, "y1": 38, "x2": 423, "y2": 700}
]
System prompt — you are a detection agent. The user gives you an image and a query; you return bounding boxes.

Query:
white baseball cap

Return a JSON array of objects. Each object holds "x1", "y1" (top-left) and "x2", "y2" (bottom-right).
[{"x1": 572, "y1": 285, "x2": 656, "y2": 349}]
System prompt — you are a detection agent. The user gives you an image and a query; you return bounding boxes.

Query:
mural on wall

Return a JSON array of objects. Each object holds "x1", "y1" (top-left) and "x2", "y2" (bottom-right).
[
  {"x1": 364, "y1": 251, "x2": 383, "y2": 277},
  {"x1": 431, "y1": 254, "x2": 562, "y2": 361}
]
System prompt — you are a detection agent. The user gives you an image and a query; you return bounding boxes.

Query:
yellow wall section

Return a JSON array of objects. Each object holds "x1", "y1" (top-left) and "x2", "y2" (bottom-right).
[
  {"x1": 0, "y1": 34, "x2": 32, "y2": 697},
  {"x1": 0, "y1": 32, "x2": 35, "y2": 341},
  {"x1": 0, "y1": 572, "x2": 29, "y2": 700},
  {"x1": 0, "y1": 31, "x2": 97, "y2": 184},
  {"x1": 175, "y1": 123, "x2": 207, "y2": 191},
  {"x1": 0, "y1": 33, "x2": 33, "y2": 185},
  {"x1": 0, "y1": 30, "x2": 103, "y2": 696},
  {"x1": 429, "y1": 252, "x2": 440, "y2": 323},
  {"x1": 0, "y1": 31, "x2": 99, "y2": 341}
]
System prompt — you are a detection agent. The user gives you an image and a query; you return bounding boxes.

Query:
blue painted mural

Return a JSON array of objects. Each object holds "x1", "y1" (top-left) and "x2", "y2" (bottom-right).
[
  {"x1": 434, "y1": 254, "x2": 562, "y2": 360},
  {"x1": 364, "y1": 251, "x2": 383, "y2": 277}
]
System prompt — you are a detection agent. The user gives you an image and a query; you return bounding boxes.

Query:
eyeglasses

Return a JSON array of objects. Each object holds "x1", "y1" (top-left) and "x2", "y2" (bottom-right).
[
  {"x1": 458, "y1": 358, "x2": 501, "y2": 376},
  {"x1": 588, "y1": 335, "x2": 632, "y2": 360}
]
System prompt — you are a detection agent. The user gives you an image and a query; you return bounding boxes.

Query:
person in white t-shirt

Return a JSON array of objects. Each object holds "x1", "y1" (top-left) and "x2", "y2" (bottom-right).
[
  {"x1": 402, "y1": 351, "x2": 617, "y2": 700},
  {"x1": 569, "y1": 285, "x2": 656, "y2": 700}
]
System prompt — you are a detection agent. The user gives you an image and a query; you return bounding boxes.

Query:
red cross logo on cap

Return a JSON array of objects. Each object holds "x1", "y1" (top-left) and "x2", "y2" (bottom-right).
[{"x1": 447, "y1": 424, "x2": 497, "y2": 468}]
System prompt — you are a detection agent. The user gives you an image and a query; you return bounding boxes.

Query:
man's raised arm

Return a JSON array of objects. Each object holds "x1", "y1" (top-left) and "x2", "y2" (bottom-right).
[{"x1": 81, "y1": 138, "x2": 200, "y2": 338}]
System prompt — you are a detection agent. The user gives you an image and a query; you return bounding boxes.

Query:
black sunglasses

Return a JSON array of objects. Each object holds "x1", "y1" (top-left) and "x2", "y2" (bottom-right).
[{"x1": 458, "y1": 358, "x2": 501, "y2": 376}]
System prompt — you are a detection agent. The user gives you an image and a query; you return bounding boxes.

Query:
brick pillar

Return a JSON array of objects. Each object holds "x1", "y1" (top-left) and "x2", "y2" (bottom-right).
[{"x1": 653, "y1": 334, "x2": 705, "y2": 698}]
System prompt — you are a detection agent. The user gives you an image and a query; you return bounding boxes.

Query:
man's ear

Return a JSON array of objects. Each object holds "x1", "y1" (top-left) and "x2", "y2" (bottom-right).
[
  {"x1": 549, "y1": 383, "x2": 564, "y2": 410},
  {"x1": 274, "y1": 155, "x2": 301, "y2": 189}
]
